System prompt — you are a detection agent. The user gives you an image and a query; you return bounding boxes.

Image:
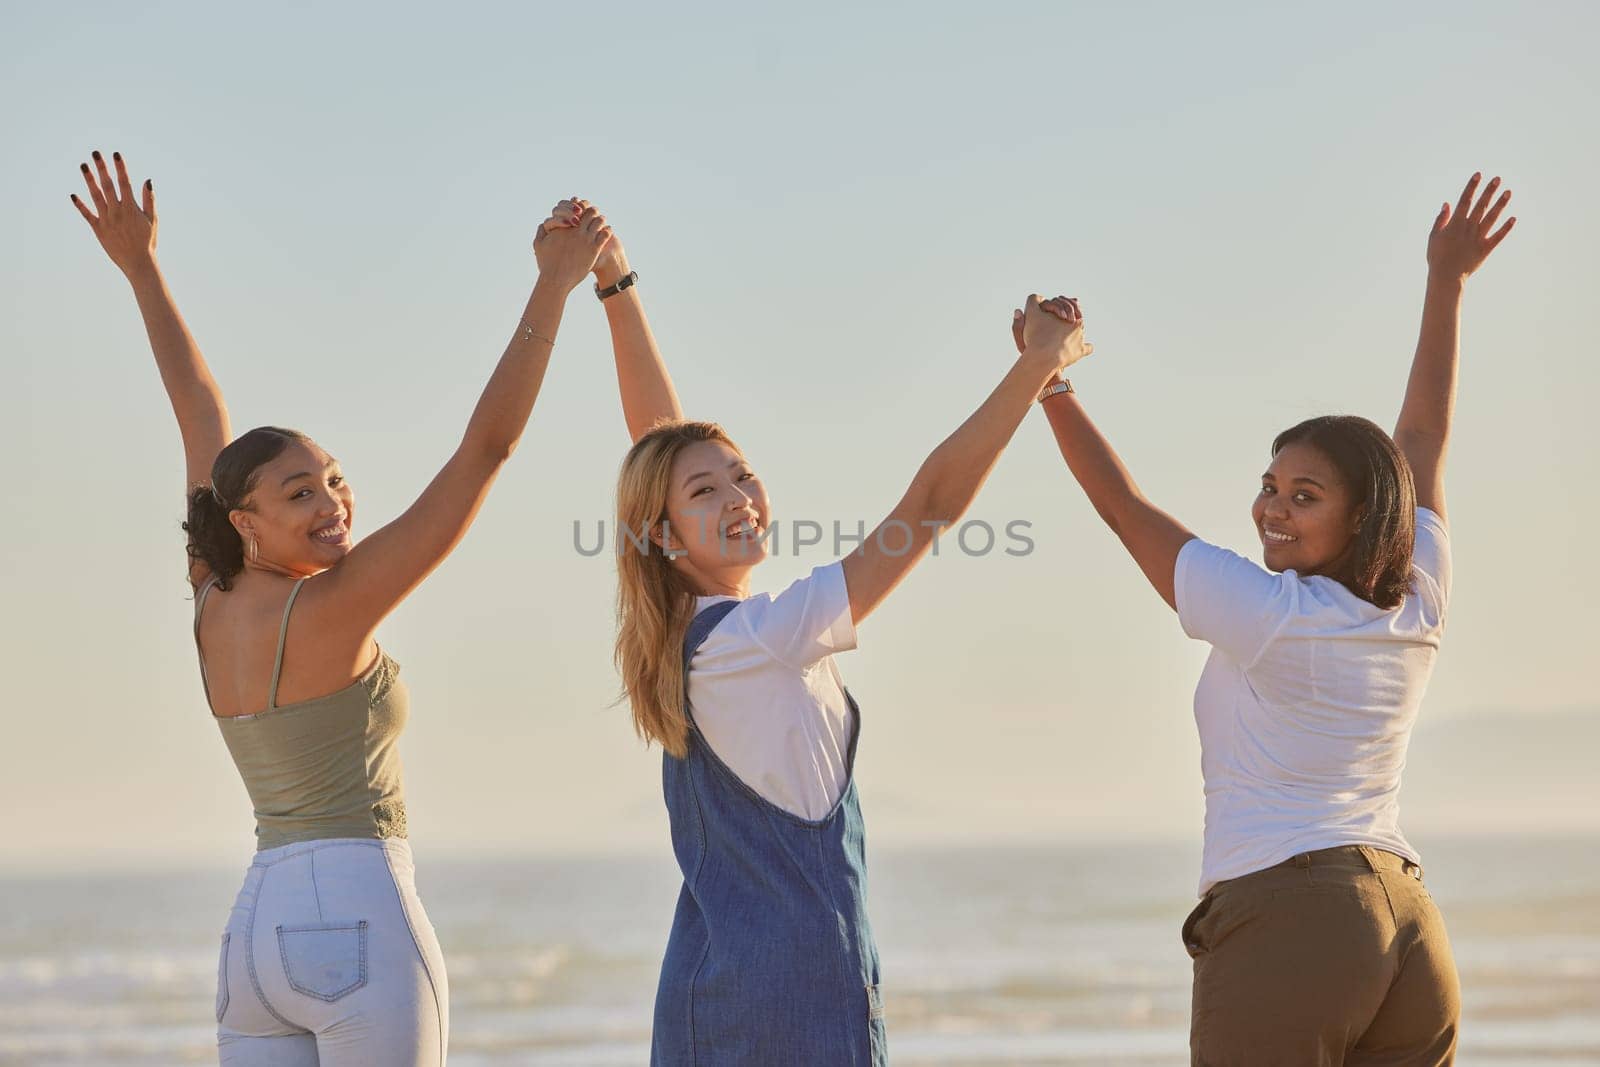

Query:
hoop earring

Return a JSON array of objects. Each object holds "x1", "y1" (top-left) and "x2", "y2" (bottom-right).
[{"x1": 249, "y1": 537, "x2": 259, "y2": 563}]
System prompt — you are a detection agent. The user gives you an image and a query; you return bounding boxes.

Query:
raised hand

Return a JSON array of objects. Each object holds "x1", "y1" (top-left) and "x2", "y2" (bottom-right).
[
  {"x1": 70, "y1": 150, "x2": 159, "y2": 279},
  {"x1": 533, "y1": 205, "x2": 614, "y2": 293},
  {"x1": 542, "y1": 197, "x2": 629, "y2": 283},
  {"x1": 1428, "y1": 173, "x2": 1516, "y2": 282},
  {"x1": 541, "y1": 197, "x2": 585, "y2": 233},
  {"x1": 1012, "y1": 294, "x2": 1095, "y2": 372}
]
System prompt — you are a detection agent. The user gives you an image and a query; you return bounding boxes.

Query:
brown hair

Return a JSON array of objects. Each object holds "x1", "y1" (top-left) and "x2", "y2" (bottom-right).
[
  {"x1": 1271, "y1": 415, "x2": 1416, "y2": 609},
  {"x1": 614, "y1": 419, "x2": 742, "y2": 758},
  {"x1": 183, "y1": 427, "x2": 310, "y2": 589}
]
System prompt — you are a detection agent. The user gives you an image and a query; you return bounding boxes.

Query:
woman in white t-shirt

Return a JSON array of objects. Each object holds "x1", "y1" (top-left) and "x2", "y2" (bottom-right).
[
  {"x1": 1035, "y1": 174, "x2": 1515, "y2": 1064},
  {"x1": 539, "y1": 198, "x2": 1093, "y2": 1065}
]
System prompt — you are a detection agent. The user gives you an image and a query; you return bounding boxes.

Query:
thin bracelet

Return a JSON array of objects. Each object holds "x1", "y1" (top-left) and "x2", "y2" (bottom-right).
[{"x1": 517, "y1": 320, "x2": 556, "y2": 346}]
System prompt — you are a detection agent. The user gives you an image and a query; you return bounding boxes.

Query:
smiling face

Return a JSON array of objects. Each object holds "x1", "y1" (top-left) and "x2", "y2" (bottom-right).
[
  {"x1": 229, "y1": 438, "x2": 355, "y2": 576},
  {"x1": 658, "y1": 438, "x2": 770, "y2": 592},
  {"x1": 1251, "y1": 439, "x2": 1362, "y2": 576}
]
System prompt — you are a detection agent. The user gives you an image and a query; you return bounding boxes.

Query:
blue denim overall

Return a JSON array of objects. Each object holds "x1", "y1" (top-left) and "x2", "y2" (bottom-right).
[{"x1": 651, "y1": 600, "x2": 887, "y2": 1066}]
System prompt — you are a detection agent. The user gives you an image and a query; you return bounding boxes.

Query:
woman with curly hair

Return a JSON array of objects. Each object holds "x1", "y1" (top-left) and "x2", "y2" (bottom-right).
[{"x1": 72, "y1": 151, "x2": 613, "y2": 1065}]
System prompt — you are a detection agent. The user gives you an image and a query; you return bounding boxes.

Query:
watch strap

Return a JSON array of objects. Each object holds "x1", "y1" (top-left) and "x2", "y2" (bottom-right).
[
  {"x1": 1038, "y1": 378, "x2": 1075, "y2": 403},
  {"x1": 596, "y1": 270, "x2": 639, "y2": 301}
]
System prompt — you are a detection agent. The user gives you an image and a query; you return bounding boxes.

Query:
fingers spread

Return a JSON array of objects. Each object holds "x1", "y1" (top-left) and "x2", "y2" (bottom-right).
[
  {"x1": 1479, "y1": 189, "x2": 1512, "y2": 232},
  {"x1": 142, "y1": 179, "x2": 157, "y2": 222},
  {"x1": 92, "y1": 151, "x2": 117, "y2": 205},
  {"x1": 79, "y1": 163, "x2": 107, "y2": 211},
  {"x1": 69, "y1": 193, "x2": 97, "y2": 226},
  {"x1": 1455, "y1": 173, "x2": 1481, "y2": 220},
  {"x1": 1485, "y1": 216, "x2": 1517, "y2": 252},
  {"x1": 1470, "y1": 176, "x2": 1502, "y2": 221},
  {"x1": 113, "y1": 151, "x2": 135, "y2": 202}
]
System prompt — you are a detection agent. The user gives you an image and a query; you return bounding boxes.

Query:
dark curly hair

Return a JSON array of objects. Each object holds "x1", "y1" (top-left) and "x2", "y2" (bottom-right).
[
  {"x1": 1271, "y1": 415, "x2": 1416, "y2": 610},
  {"x1": 184, "y1": 427, "x2": 310, "y2": 589}
]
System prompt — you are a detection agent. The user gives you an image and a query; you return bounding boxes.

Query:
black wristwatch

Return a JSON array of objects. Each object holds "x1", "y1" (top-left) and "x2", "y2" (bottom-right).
[{"x1": 596, "y1": 270, "x2": 639, "y2": 301}]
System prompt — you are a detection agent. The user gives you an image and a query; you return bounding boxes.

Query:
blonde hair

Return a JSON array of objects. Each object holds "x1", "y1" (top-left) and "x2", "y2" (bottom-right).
[{"x1": 615, "y1": 419, "x2": 742, "y2": 758}]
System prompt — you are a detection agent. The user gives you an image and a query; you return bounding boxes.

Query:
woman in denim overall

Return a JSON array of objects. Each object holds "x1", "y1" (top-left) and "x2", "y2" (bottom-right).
[
  {"x1": 539, "y1": 199, "x2": 1092, "y2": 1065},
  {"x1": 657, "y1": 595, "x2": 880, "y2": 1063}
]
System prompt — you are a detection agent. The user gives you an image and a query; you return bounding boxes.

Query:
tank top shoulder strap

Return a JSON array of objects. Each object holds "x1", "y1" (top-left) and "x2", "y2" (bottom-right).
[
  {"x1": 192, "y1": 576, "x2": 221, "y2": 712},
  {"x1": 268, "y1": 577, "x2": 312, "y2": 709}
]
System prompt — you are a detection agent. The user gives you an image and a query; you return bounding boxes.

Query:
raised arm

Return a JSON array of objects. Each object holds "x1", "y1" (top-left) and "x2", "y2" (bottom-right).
[
  {"x1": 840, "y1": 295, "x2": 1091, "y2": 625},
  {"x1": 1034, "y1": 299, "x2": 1194, "y2": 611},
  {"x1": 544, "y1": 198, "x2": 683, "y2": 441},
  {"x1": 1394, "y1": 172, "x2": 1516, "y2": 522},
  {"x1": 314, "y1": 209, "x2": 614, "y2": 636},
  {"x1": 72, "y1": 151, "x2": 231, "y2": 583}
]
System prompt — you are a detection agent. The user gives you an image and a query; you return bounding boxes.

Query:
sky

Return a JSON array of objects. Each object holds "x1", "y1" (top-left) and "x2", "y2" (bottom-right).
[{"x1": 3, "y1": 1, "x2": 1596, "y2": 871}]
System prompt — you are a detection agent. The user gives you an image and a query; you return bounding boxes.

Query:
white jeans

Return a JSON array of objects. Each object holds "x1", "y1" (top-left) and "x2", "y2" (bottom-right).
[{"x1": 215, "y1": 838, "x2": 448, "y2": 1065}]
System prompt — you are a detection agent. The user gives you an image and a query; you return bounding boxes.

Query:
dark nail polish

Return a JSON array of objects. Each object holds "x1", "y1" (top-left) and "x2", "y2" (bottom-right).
[
  {"x1": 80, "y1": 163, "x2": 89, "y2": 172},
  {"x1": 113, "y1": 151, "x2": 121, "y2": 161},
  {"x1": 92, "y1": 151, "x2": 102, "y2": 160}
]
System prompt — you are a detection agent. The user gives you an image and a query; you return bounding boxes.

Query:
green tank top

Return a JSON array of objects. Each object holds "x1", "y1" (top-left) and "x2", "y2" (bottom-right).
[{"x1": 194, "y1": 576, "x2": 409, "y2": 850}]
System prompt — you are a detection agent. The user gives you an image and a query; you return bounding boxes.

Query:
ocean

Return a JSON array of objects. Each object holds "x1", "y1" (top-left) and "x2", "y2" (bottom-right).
[{"x1": 1, "y1": 836, "x2": 1595, "y2": 1065}]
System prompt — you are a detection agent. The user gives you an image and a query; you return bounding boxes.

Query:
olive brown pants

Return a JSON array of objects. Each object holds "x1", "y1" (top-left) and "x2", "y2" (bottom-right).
[{"x1": 1183, "y1": 845, "x2": 1459, "y2": 1066}]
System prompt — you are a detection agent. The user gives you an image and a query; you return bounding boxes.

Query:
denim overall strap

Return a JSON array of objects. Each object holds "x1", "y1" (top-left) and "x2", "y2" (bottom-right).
[
  {"x1": 682, "y1": 601, "x2": 739, "y2": 675},
  {"x1": 651, "y1": 601, "x2": 885, "y2": 1067}
]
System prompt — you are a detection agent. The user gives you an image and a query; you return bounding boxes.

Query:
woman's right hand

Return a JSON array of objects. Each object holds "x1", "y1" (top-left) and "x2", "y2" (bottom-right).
[
  {"x1": 70, "y1": 150, "x2": 158, "y2": 279},
  {"x1": 533, "y1": 205, "x2": 614, "y2": 292},
  {"x1": 1012, "y1": 294, "x2": 1094, "y2": 373}
]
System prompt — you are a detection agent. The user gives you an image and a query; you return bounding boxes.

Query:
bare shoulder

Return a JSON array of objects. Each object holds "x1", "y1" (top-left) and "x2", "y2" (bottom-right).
[{"x1": 282, "y1": 562, "x2": 374, "y2": 645}]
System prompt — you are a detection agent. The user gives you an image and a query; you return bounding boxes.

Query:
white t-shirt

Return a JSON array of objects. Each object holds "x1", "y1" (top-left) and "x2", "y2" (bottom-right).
[
  {"x1": 1175, "y1": 507, "x2": 1451, "y2": 896},
  {"x1": 687, "y1": 561, "x2": 859, "y2": 821}
]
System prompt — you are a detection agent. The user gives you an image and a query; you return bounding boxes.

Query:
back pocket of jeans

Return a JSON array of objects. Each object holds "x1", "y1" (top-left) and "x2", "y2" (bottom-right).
[
  {"x1": 276, "y1": 921, "x2": 368, "y2": 1001},
  {"x1": 215, "y1": 933, "x2": 230, "y2": 1021}
]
